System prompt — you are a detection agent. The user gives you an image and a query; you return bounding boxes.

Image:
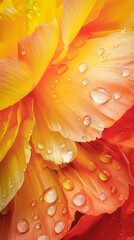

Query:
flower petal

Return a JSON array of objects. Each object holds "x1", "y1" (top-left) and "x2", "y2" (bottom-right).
[
  {"x1": 32, "y1": 102, "x2": 77, "y2": 165},
  {"x1": 58, "y1": 140, "x2": 133, "y2": 216},
  {"x1": 35, "y1": 30, "x2": 134, "y2": 142},
  {"x1": 62, "y1": 0, "x2": 96, "y2": 48},
  {"x1": 0, "y1": 98, "x2": 35, "y2": 211},
  {"x1": 0, "y1": 152, "x2": 72, "y2": 240},
  {"x1": 0, "y1": 21, "x2": 59, "y2": 110}
]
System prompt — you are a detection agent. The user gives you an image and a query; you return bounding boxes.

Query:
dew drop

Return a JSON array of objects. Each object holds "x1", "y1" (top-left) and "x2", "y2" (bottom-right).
[
  {"x1": 102, "y1": 56, "x2": 107, "y2": 61},
  {"x1": 114, "y1": 91, "x2": 122, "y2": 100},
  {"x1": 44, "y1": 188, "x2": 57, "y2": 203},
  {"x1": 62, "y1": 207, "x2": 68, "y2": 215},
  {"x1": 100, "y1": 154, "x2": 113, "y2": 164},
  {"x1": 33, "y1": 214, "x2": 39, "y2": 220},
  {"x1": 47, "y1": 204, "x2": 56, "y2": 216},
  {"x1": 83, "y1": 115, "x2": 92, "y2": 126},
  {"x1": 98, "y1": 48, "x2": 104, "y2": 56},
  {"x1": 99, "y1": 169, "x2": 111, "y2": 181},
  {"x1": 54, "y1": 221, "x2": 65, "y2": 234},
  {"x1": 122, "y1": 68, "x2": 131, "y2": 77},
  {"x1": 54, "y1": 94, "x2": 58, "y2": 99},
  {"x1": 39, "y1": 195, "x2": 44, "y2": 202},
  {"x1": 31, "y1": 200, "x2": 37, "y2": 207},
  {"x1": 38, "y1": 143, "x2": 45, "y2": 150},
  {"x1": 119, "y1": 194, "x2": 125, "y2": 202},
  {"x1": 110, "y1": 185, "x2": 117, "y2": 194},
  {"x1": 67, "y1": 51, "x2": 78, "y2": 60},
  {"x1": 82, "y1": 205, "x2": 90, "y2": 213},
  {"x1": 62, "y1": 150, "x2": 74, "y2": 163},
  {"x1": 82, "y1": 78, "x2": 89, "y2": 86},
  {"x1": 114, "y1": 43, "x2": 118, "y2": 48},
  {"x1": 61, "y1": 142, "x2": 65, "y2": 148},
  {"x1": 99, "y1": 193, "x2": 107, "y2": 201},
  {"x1": 73, "y1": 192, "x2": 87, "y2": 206},
  {"x1": 79, "y1": 63, "x2": 88, "y2": 73},
  {"x1": 81, "y1": 136, "x2": 86, "y2": 142},
  {"x1": 35, "y1": 223, "x2": 41, "y2": 230},
  {"x1": 21, "y1": 49, "x2": 26, "y2": 55},
  {"x1": 27, "y1": 9, "x2": 35, "y2": 19},
  {"x1": 116, "y1": 165, "x2": 121, "y2": 171},
  {"x1": 88, "y1": 161, "x2": 97, "y2": 172},
  {"x1": 67, "y1": 77, "x2": 72, "y2": 82},
  {"x1": 73, "y1": 38, "x2": 86, "y2": 48},
  {"x1": 37, "y1": 234, "x2": 49, "y2": 240},
  {"x1": 57, "y1": 64, "x2": 68, "y2": 75},
  {"x1": 63, "y1": 179, "x2": 74, "y2": 191},
  {"x1": 47, "y1": 146, "x2": 53, "y2": 154},
  {"x1": 33, "y1": 1, "x2": 40, "y2": 10},
  {"x1": 17, "y1": 219, "x2": 30, "y2": 233},
  {"x1": 91, "y1": 87, "x2": 111, "y2": 104}
]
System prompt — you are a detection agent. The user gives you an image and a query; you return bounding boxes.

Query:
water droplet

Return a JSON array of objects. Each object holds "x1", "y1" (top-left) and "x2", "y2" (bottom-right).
[
  {"x1": 110, "y1": 185, "x2": 117, "y2": 194},
  {"x1": 38, "y1": 143, "x2": 45, "y2": 150},
  {"x1": 67, "y1": 77, "x2": 72, "y2": 82},
  {"x1": 83, "y1": 115, "x2": 92, "y2": 126},
  {"x1": 99, "y1": 169, "x2": 111, "y2": 181},
  {"x1": 73, "y1": 38, "x2": 86, "y2": 48},
  {"x1": 62, "y1": 150, "x2": 74, "y2": 163},
  {"x1": 98, "y1": 48, "x2": 104, "y2": 56},
  {"x1": 91, "y1": 87, "x2": 111, "y2": 104},
  {"x1": 99, "y1": 193, "x2": 107, "y2": 201},
  {"x1": 17, "y1": 219, "x2": 30, "y2": 233},
  {"x1": 62, "y1": 207, "x2": 68, "y2": 215},
  {"x1": 67, "y1": 50, "x2": 78, "y2": 60},
  {"x1": 21, "y1": 49, "x2": 26, "y2": 55},
  {"x1": 37, "y1": 234, "x2": 49, "y2": 240},
  {"x1": 33, "y1": 1, "x2": 40, "y2": 10},
  {"x1": 33, "y1": 214, "x2": 39, "y2": 220},
  {"x1": 79, "y1": 63, "x2": 88, "y2": 73},
  {"x1": 114, "y1": 91, "x2": 122, "y2": 100},
  {"x1": 122, "y1": 68, "x2": 131, "y2": 77},
  {"x1": 35, "y1": 223, "x2": 41, "y2": 230},
  {"x1": 31, "y1": 200, "x2": 37, "y2": 207},
  {"x1": 100, "y1": 154, "x2": 113, "y2": 164},
  {"x1": 27, "y1": 9, "x2": 35, "y2": 19},
  {"x1": 54, "y1": 94, "x2": 58, "y2": 99},
  {"x1": 81, "y1": 136, "x2": 86, "y2": 142},
  {"x1": 47, "y1": 204, "x2": 56, "y2": 216},
  {"x1": 102, "y1": 56, "x2": 107, "y2": 61},
  {"x1": 63, "y1": 179, "x2": 74, "y2": 191},
  {"x1": 54, "y1": 221, "x2": 65, "y2": 234},
  {"x1": 73, "y1": 192, "x2": 87, "y2": 206},
  {"x1": 82, "y1": 205, "x2": 90, "y2": 213},
  {"x1": 44, "y1": 188, "x2": 57, "y2": 203},
  {"x1": 82, "y1": 78, "x2": 89, "y2": 86},
  {"x1": 47, "y1": 146, "x2": 53, "y2": 154},
  {"x1": 114, "y1": 43, "x2": 118, "y2": 48},
  {"x1": 39, "y1": 195, "x2": 44, "y2": 201},
  {"x1": 57, "y1": 64, "x2": 68, "y2": 75},
  {"x1": 61, "y1": 142, "x2": 65, "y2": 148},
  {"x1": 88, "y1": 161, "x2": 97, "y2": 172},
  {"x1": 116, "y1": 165, "x2": 121, "y2": 171},
  {"x1": 119, "y1": 194, "x2": 125, "y2": 201}
]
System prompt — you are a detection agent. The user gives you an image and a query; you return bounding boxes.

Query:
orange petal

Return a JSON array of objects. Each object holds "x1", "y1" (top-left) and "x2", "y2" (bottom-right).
[
  {"x1": 0, "y1": 21, "x2": 59, "y2": 110},
  {"x1": 0, "y1": 97, "x2": 35, "y2": 211},
  {"x1": 62, "y1": 0, "x2": 96, "y2": 48},
  {"x1": 34, "y1": 30, "x2": 134, "y2": 142},
  {"x1": 82, "y1": 0, "x2": 134, "y2": 32},
  {"x1": 32, "y1": 102, "x2": 77, "y2": 165},
  {"x1": 0, "y1": 152, "x2": 72, "y2": 240},
  {"x1": 57, "y1": 140, "x2": 133, "y2": 216}
]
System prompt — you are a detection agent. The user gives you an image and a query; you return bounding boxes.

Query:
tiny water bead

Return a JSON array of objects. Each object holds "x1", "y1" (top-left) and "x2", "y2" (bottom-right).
[
  {"x1": 73, "y1": 192, "x2": 87, "y2": 206},
  {"x1": 79, "y1": 63, "x2": 88, "y2": 73},
  {"x1": 33, "y1": 1, "x2": 40, "y2": 10},
  {"x1": 37, "y1": 234, "x2": 49, "y2": 240},
  {"x1": 62, "y1": 150, "x2": 74, "y2": 163},
  {"x1": 47, "y1": 204, "x2": 56, "y2": 216},
  {"x1": 54, "y1": 221, "x2": 65, "y2": 234},
  {"x1": 82, "y1": 205, "x2": 90, "y2": 213},
  {"x1": 87, "y1": 161, "x2": 97, "y2": 172},
  {"x1": 31, "y1": 200, "x2": 37, "y2": 207},
  {"x1": 83, "y1": 115, "x2": 92, "y2": 126},
  {"x1": 38, "y1": 143, "x2": 45, "y2": 150},
  {"x1": 35, "y1": 223, "x2": 41, "y2": 230},
  {"x1": 113, "y1": 91, "x2": 122, "y2": 100},
  {"x1": 119, "y1": 194, "x2": 125, "y2": 202},
  {"x1": 17, "y1": 219, "x2": 30, "y2": 233},
  {"x1": 33, "y1": 214, "x2": 39, "y2": 220},
  {"x1": 82, "y1": 78, "x2": 89, "y2": 86},
  {"x1": 91, "y1": 87, "x2": 111, "y2": 104},
  {"x1": 110, "y1": 185, "x2": 117, "y2": 194},
  {"x1": 122, "y1": 68, "x2": 131, "y2": 77},
  {"x1": 62, "y1": 207, "x2": 68, "y2": 215},
  {"x1": 99, "y1": 192, "x2": 107, "y2": 201},
  {"x1": 63, "y1": 179, "x2": 74, "y2": 191},
  {"x1": 21, "y1": 49, "x2": 26, "y2": 56},
  {"x1": 100, "y1": 154, "x2": 113, "y2": 164},
  {"x1": 47, "y1": 146, "x2": 53, "y2": 154},
  {"x1": 61, "y1": 142, "x2": 65, "y2": 148},
  {"x1": 57, "y1": 64, "x2": 68, "y2": 75},
  {"x1": 44, "y1": 188, "x2": 57, "y2": 203},
  {"x1": 98, "y1": 48, "x2": 104, "y2": 56},
  {"x1": 27, "y1": 9, "x2": 35, "y2": 19},
  {"x1": 99, "y1": 169, "x2": 111, "y2": 181}
]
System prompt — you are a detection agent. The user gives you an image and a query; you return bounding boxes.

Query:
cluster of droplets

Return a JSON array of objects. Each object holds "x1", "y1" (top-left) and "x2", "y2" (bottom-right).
[{"x1": 27, "y1": 1, "x2": 41, "y2": 20}]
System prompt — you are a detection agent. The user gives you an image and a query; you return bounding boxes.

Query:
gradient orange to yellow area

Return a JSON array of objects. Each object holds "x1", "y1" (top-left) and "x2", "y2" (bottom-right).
[{"x1": 0, "y1": 0, "x2": 134, "y2": 239}]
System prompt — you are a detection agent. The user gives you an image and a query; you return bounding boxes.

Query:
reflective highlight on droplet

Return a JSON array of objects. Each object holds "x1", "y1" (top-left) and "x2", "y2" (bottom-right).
[
  {"x1": 62, "y1": 150, "x2": 74, "y2": 163},
  {"x1": 83, "y1": 115, "x2": 92, "y2": 126},
  {"x1": 91, "y1": 88, "x2": 111, "y2": 104},
  {"x1": 44, "y1": 188, "x2": 57, "y2": 203},
  {"x1": 99, "y1": 169, "x2": 111, "y2": 181},
  {"x1": 79, "y1": 63, "x2": 88, "y2": 73},
  {"x1": 37, "y1": 234, "x2": 49, "y2": 240},
  {"x1": 63, "y1": 179, "x2": 74, "y2": 191},
  {"x1": 100, "y1": 154, "x2": 113, "y2": 164}
]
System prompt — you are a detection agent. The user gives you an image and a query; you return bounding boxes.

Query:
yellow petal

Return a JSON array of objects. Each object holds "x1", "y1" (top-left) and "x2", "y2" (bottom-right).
[
  {"x1": 34, "y1": 31, "x2": 134, "y2": 142},
  {"x1": 62, "y1": 0, "x2": 96, "y2": 48},
  {"x1": 0, "y1": 98, "x2": 35, "y2": 211},
  {"x1": 32, "y1": 102, "x2": 77, "y2": 165}
]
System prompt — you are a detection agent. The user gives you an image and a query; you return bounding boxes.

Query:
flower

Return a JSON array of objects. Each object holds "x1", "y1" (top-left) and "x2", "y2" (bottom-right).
[{"x1": 0, "y1": 0, "x2": 134, "y2": 239}]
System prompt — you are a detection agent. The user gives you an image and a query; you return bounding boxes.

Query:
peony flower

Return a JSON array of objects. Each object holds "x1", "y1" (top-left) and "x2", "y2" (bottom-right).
[{"x1": 0, "y1": 0, "x2": 134, "y2": 239}]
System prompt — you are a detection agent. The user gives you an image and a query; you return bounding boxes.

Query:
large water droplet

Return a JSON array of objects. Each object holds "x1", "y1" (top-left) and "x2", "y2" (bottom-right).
[
  {"x1": 17, "y1": 219, "x2": 30, "y2": 233},
  {"x1": 122, "y1": 68, "x2": 131, "y2": 77},
  {"x1": 91, "y1": 87, "x2": 111, "y2": 104},
  {"x1": 57, "y1": 64, "x2": 68, "y2": 75},
  {"x1": 73, "y1": 192, "x2": 87, "y2": 206},
  {"x1": 79, "y1": 63, "x2": 88, "y2": 73},
  {"x1": 110, "y1": 185, "x2": 117, "y2": 194},
  {"x1": 54, "y1": 221, "x2": 65, "y2": 234},
  {"x1": 62, "y1": 150, "x2": 74, "y2": 163},
  {"x1": 100, "y1": 154, "x2": 113, "y2": 164},
  {"x1": 37, "y1": 235, "x2": 49, "y2": 240},
  {"x1": 99, "y1": 169, "x2": 111, "y2": 181},
  {"x1": 82, "y1": 78, "x2": 89, "y2": 86},
  {"x1": 47, "y1": 204, "x2": 56, "y2": 216},
  {"x1": 63, "y1": 179, "x2": 74, "y2": 191},
  {"x1": 83, "y1": 115, "x2": 92, "y2": 126},
  {"x1": 99, "y1": 193, "x2": 107, "y2": 201},
  {"x1": 44, "y1": 188, "x2": 57, "y2": 203},
  {"x1": 98, "y1": 48, "x2": 104, "y2": 56}
]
